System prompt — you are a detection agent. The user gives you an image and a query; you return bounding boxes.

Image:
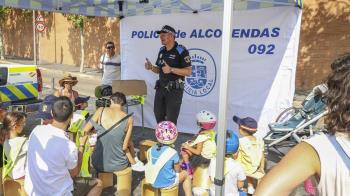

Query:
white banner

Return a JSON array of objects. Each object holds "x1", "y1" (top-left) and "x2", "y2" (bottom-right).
[{"x1": 120, "y1": 7, "x2": 302, "y2": 137}]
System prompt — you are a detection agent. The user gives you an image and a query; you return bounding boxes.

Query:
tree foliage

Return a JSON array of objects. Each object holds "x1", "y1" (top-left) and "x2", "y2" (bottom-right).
[
  {"x1": 0, "y1": 6, "x2": 11, "y2": 22},
  {"x1": 65, "y1": 14, "x2": 94, "y2": 30}
]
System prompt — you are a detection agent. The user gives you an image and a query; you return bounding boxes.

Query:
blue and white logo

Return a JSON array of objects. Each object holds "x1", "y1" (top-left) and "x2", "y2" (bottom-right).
[{"x1": 185, "y1": 49, "x2": 216, "y2": 97}]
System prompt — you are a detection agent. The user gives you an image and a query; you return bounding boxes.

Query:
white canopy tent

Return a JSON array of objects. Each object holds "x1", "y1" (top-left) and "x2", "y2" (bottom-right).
[{"x1": 0, "y1": 0, "x2": 303, "y2": 194}]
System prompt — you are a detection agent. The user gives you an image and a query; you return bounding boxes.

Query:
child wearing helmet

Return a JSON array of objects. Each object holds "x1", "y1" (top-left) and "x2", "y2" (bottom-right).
[
  {"x1": 180, "y1": 110, "x2": 217, "y2": 177},
  {"x1": 233, "y1": 115, "x2": 265, "y2": 195},
  {"x1": 209, "y1": 130, "x2": 246, "y2": 196},
  {"x1": 144, "y1": 121, "x2": 192, "y2": 196}
]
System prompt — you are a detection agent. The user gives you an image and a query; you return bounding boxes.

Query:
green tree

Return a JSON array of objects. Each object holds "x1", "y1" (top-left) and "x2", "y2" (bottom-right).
[
  {"x1": 0, "y1": 6, "x2": 11, "y2": 60},
  {"x1": 65, "y1": 14, "x2": 94, "y2": 72}
]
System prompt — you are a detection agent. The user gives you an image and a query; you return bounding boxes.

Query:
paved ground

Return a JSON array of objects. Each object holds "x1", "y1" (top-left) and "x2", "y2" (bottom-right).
[{"x1": 1, "y1": 59, "x2": 311, "y2": 195}]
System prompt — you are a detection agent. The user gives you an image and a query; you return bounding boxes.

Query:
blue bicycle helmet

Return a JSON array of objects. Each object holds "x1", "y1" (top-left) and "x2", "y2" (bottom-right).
[{"x1": 226, "y1": 129, "x2": 239, "y2": 154}]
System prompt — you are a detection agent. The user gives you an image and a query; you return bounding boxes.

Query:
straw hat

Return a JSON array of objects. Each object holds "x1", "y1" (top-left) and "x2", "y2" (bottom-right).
[{"x1": 59, "y1": 73, "x2": 78, "y2": 87}]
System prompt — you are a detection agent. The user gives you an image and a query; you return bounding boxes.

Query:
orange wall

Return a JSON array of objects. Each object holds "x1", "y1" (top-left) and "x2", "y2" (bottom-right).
[
  {"x1": 296, "y1": 0, "x2": 350, "y2": 90},
  {"x1": 38, "y1": 13, "x2": 120, "y2": 67},
  {"x1": 3, "y1": 10, "x2": 33, "y2": 59}
]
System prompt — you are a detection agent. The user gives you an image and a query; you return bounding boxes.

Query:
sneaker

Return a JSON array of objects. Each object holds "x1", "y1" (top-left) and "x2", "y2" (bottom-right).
[
  {"x1": 247, "y1": 186, "x2": 255, "y2": 194},
  {"x1": 132, "y1": 158, "x2": 145, "y2": 172}
]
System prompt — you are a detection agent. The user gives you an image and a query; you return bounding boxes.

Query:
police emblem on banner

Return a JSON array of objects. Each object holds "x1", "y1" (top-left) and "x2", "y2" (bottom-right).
[{"x1": 185, "y1": 49, "x2": 217, "y2": 97}]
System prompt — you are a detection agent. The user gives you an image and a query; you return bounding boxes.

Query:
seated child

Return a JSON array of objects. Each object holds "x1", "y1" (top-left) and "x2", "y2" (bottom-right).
[
  {"x1": 69, "y1": 96, "x2": 91, "y2": 143},
  {"x1": 145, "y1": 121, "x2": 192, "y2": 196},
  {"x1": 74, "y1": 96, "x2": 89, "y2": 111},
  {"x1": 209, "y1": 130, "x2": 246, "y2": 196},
  {"x1": 233, "y1": 115, "x2": 265, "y2": 195},
  {"x1": 180, "y1": 110, "x2": 217, "y2": 176},
  {"x1": 36, "y1": 95, "x2": 58, "y2": 125},
  {"x1": 1, "y1": 112, "x2": 27, "y2": 194}
]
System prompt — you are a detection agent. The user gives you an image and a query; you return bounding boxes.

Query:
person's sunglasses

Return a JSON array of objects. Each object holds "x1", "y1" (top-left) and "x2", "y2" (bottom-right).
[{"x1": 106, "y1": 46, "x2": 115, "y2": 49}]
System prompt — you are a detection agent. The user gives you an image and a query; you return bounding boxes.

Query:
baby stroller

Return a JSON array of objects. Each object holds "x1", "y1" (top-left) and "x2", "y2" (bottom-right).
[{"x1": 264, "y1": 84, "x2": 329, "y2": 156}]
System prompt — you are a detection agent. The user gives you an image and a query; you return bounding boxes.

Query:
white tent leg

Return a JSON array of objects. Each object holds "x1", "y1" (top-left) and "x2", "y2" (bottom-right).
[{"x1": 214, "y1": 0, "x2": 234, "y2": 195}]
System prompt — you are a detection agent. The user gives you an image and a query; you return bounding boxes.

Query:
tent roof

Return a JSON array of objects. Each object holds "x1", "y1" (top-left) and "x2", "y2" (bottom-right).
[{"x1": 0, "y1": 0, "x2": 302, "y2": 17}]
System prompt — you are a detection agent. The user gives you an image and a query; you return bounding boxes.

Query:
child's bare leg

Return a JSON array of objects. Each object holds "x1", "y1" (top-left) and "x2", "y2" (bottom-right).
[
  {"x1": 182, "y1": 151, "x2": 190, "y2": 163},
  {"x1": 180, "y1": 150, "x2": 193, "y2": 178},
  {"x1": 247, "y1": 176, "x2": 255, "y2": 194},
  {"x1": 179, "y1": 170, "x2": 192, "y2": 196},
  {"x1": 247, "y1": 176, "x2": 254, "y2": 187},
  {"x1": 128, "y1": 140, "x2": 145, "y2": 171}
]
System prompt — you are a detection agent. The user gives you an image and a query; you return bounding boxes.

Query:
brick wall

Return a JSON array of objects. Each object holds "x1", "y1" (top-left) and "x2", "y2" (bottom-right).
[
  {"x1": 296, "y1": 0, "x2": 350, "y2": 90},
  {"x1": 3, "y1": 9, "x2": 33, "y2": 59},
  {"x1": 38, "y1": 13, "x2": 120, "y2": 68}
]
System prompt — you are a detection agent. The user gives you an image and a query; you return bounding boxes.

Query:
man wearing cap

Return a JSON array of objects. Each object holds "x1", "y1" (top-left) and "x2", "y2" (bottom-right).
[
  {"x1": 145, "y1": 25, "x2": 192, "y2": 125},
  {"x1": 99, "y1": 41, "x2": 121, "y2": 86}
]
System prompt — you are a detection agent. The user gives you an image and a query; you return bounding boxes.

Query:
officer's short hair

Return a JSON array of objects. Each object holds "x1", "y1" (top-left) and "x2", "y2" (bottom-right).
[
  {"x1": 52, "y1": 96, "x2": 73, "y2": 122},
  {"x1": 110, "y1": 92, "x2": 126, "y2": 106}
]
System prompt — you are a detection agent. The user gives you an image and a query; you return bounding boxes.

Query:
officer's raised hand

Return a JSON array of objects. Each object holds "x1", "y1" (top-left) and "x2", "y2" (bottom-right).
[
  {"x1": 162, "y1": 61, "x2": 172, "y2": 74},
  {"x1": 145, "y1": 58, "x2": 152, "y2": 70}
]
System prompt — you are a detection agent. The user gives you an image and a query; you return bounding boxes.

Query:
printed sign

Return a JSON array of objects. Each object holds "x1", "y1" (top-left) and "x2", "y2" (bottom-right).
[{"x1": 120, "y1": 7, "x2": 302, "y2": 136}]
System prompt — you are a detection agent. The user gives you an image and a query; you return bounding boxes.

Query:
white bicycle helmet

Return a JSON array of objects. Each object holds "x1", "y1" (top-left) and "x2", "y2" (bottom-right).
[{"x1": 196, "y1": 110, "x2": 217, "y2": 130}]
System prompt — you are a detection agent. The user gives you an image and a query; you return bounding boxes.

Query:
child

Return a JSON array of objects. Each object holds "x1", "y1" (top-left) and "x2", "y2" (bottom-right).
[
  {"x1": 1, "y1": 112, "x2": 27, "y2": 195},
  {"x1": 74, "y1": 96, "x2": 89, "y2": 111},
  {"x1": 180, "y1": 110, "x2": 217, "y2": 176},
  {"x1": 145, "y1": 121, "x2": 192, "y2": 196},
  {"x1": 36, "y1": 95, "x2": 58, "y2": 125},
  {"x1": 209, "y1": 130, "x2": 246, "y2": 196},
  {"x1": 233, "y1": 115, "x2": 265, "y2": 195}
]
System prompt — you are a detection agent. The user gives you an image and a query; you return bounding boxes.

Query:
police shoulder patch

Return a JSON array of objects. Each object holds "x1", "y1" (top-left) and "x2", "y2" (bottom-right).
[
  {"x1": 176, "y1": 45, "x2": 186, "y2": 54},
  {"x1": 178, "y1": 44, "x2": 186, "y2": 50},
  {"x1": 159, "y1": 46, "x2": 166, "y2": 52}
]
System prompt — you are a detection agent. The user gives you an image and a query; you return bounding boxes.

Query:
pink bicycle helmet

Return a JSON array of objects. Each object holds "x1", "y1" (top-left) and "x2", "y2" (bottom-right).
[
  {"x1": 155, "y1": 121, "x2": 178, "y2": 145},
  {"x1": 196, "y1": 110, "x2": 217, "y2": 130}
]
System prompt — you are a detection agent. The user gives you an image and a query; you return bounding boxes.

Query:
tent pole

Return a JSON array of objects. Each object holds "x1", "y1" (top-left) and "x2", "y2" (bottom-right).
[
  {"x1": 32, "y1": 10, "x2": 37, "y2": 65},
  {"x1": 215, "y1": 0, "x2": 234, "y2": 195}
]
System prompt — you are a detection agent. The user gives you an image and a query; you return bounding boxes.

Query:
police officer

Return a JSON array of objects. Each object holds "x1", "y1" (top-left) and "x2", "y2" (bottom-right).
[{"x1": 145, "y1": 25, "x2": 192, "y2": 125}]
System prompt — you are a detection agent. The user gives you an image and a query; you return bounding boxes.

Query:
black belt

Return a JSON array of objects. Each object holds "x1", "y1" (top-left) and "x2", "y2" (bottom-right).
[{"x1": 157, "y1": 79, "x2": 184, "y2": 91}]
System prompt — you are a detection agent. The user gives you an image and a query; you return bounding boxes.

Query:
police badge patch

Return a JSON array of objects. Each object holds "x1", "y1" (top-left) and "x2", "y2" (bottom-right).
[{"x1": 185, "y1": 49, "x2": 217, "y2": 97}]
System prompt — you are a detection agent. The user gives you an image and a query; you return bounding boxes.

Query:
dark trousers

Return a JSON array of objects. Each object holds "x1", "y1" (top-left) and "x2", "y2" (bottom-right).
[{"x1": 154, "y1": 88, "x2": 184, "y2": 125}]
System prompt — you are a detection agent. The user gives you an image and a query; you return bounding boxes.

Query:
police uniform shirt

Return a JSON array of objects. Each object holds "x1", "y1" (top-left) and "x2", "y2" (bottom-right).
[
  {"x1": 100, "y1": 54, "x2": 121, "y2": 86},
  {"x1": 156, "y1": 42, "x2": 191, "y2": 84}
]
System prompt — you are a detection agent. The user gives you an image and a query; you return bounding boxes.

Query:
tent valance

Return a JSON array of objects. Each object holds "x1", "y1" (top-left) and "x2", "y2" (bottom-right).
[{"x1": 0, "y1": 0, "x2": 302, "y2": 17}]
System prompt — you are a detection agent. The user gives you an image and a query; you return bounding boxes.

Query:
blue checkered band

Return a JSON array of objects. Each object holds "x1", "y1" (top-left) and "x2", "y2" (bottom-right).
[{"x1": 0, "y1": 0, "x2": 302, "y2": 17}]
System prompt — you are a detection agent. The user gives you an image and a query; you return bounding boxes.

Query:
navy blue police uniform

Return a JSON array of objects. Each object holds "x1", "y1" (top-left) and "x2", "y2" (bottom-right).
[{"x1": 154, "y1": 41, "x2": 192, "y2": 125}]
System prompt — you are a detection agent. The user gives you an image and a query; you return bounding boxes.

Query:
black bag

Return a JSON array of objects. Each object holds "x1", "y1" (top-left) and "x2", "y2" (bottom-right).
[{"x1": 94, "y1": 85, "x2": 112, "y2": 98}]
